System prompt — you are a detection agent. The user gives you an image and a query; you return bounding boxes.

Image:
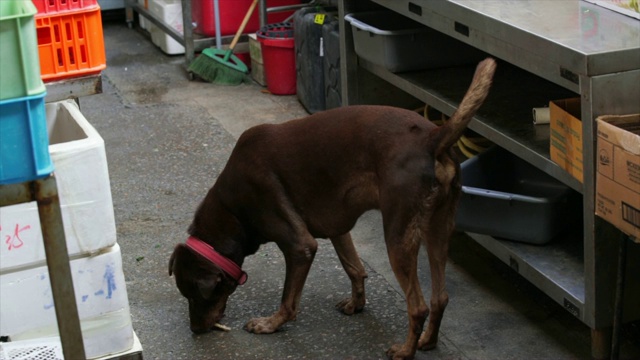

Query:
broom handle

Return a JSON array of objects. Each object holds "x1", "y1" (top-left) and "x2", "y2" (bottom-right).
[{"x1": 229, "y1": 0, "x2": 259, "y2": 51}]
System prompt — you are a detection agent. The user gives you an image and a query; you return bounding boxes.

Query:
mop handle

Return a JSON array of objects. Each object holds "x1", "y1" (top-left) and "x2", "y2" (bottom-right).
[{"x1": 229, "y1": 0, "x2": 259, "y2": 51}]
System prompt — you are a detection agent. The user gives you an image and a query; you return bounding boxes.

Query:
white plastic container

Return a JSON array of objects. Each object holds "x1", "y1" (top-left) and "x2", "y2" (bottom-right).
[
  {"x1": 0, "y1": 244, "x2": 134, "y2": 359},
  {"x1": 138, "y1": 0, "x2": 148, "y2": 29},
  {"x1": 148, "y1": 0, "x2": 184, "y2": 55},
  {"x1": 0, "y1": 100, "x2": 117, "y2": 273}
]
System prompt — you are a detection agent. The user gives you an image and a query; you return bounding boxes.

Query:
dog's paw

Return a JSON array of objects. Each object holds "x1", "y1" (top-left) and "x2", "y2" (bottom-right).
[
  {"x1": 244, "y1": 317, "x2": 279, "y2": 334},
  {"x1": 386, "y1": 344, "x2": 415, "y2": 360},
  {"x1": 335, "y1": 297, "x2": 364, "y2": 315},
  {"x1": 417, "y1": 331, "x2": 438, "y2": 351}
]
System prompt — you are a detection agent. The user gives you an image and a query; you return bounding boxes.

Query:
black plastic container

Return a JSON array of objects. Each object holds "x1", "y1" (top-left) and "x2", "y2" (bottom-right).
[
  {"x1": 322, "y1": 17, "x2": 341, "y2": 110},
  {"x1": 456, "y1": 146, "x2": 581, "y2": 245},
  {"x1": 294, "y1": 7, "x2": 328, "y2": 113}
]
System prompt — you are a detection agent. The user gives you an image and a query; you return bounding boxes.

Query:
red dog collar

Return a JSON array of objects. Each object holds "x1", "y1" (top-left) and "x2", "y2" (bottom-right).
[{"x1": 185, "y1": 236, "x2": 248, "y2": 285}]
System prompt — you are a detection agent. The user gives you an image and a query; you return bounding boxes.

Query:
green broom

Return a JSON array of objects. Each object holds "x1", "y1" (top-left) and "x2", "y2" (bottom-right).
[{"x1": 188, "y1": 0, "x2": 258, "y2": 85}]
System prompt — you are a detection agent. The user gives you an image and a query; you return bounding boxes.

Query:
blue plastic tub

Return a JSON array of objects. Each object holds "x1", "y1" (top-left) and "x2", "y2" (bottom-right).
[{"x1": 0, "y1": 92, "x2": 54, "y2": 184}]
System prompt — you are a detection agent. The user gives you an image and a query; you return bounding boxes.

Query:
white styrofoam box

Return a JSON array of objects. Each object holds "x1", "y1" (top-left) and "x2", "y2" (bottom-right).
[
  {"x1": 0, "y1": 100, "x2": 116, "y2": 273},
  {"x1": 0, "y1": 331, "x2": 142, "y2": 360},
  {"x1": 138, "y1": 0, "x2": 148, "y2": 29},
  {"x1": 0, "y1": 244, "x2": 134, "y2": 359},
  {"x1": 148, "y1": 0, "x2": 184, "y2": 55},
  {"x1": 0, "y1": 337, "x2": 63, "y2": 360}
]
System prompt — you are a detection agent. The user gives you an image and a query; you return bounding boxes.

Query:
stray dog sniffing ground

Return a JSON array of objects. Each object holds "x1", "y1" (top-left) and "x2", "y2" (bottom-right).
[{"x1": 169, "y1": 58, "x2": 497, "y2": 359}]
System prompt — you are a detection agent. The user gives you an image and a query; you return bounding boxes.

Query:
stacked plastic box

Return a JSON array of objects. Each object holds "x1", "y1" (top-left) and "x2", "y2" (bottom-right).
[
  {"x1": 0, "y1": 2, "x2": 134, "y2": 358},
  {"x1": 0, "y1": 1, "x2": 52, "y2": 184},
  {"x1": 32, "y1": 0, "x2": 106, "y2": 81},
  {"x1": 0, "y1": 100, "x2": 135, "y2": 359}
]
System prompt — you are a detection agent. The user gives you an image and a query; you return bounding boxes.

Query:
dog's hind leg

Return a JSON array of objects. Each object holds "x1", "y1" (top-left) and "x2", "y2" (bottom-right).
[
  {"x1": 418, "y1": 190, "x2": 458, "y2": 351},
  {"x1": 330, "y1": 233, "x2": 368, "y2": 315},
  {"x1": 383, "y1": 214, "x2": 429, "y2": 360}
]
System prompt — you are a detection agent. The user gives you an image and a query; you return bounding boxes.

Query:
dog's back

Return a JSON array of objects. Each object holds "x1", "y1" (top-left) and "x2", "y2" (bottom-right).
[
  {"x1": 216, "y1": 58, "x2": 496, "y2": 239},
  {"x1": 232, "y1": 57, "x2": 496, "y2": 175}
]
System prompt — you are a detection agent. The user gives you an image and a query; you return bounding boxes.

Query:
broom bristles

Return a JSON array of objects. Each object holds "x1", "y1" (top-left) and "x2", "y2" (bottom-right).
[{"x1": 188, "y1": 55, "x2": 248, "y2": 85}]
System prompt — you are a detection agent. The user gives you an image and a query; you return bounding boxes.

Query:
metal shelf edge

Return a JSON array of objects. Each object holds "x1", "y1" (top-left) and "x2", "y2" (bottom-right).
[{"x1": 467, "y1": 232, "x2": 587, "y2": 322}]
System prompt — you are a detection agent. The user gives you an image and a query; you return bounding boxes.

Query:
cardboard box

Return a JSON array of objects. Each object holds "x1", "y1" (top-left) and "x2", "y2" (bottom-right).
[
  {"x1": 582, "y1": 0, "x2": 640, "y2": 20},
  {"x1": 0, "y1": 244, "x2": 134, "y2": 358},
  {"x1": 595, "y1": 114, "x2": 640, "y2": 241},
  {"x1": 550, "y1": 98, "x2": 583, "y2": 183},
  {"x1": 0, "y1": 100, "x2": 117, "y2": 273}
]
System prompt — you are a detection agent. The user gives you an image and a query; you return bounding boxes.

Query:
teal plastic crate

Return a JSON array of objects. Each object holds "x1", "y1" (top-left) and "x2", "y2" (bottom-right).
[
  {"x1": 0, "y1": 1, "x2": 46, "y2": 100},
  {"x1": 0, "y1": 92, "x2": 54, "y2": 184}
]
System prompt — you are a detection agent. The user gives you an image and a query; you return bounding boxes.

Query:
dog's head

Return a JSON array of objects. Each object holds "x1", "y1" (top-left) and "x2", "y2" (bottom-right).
[{"x1": 169, "y1": 244, "x2": 238, "y2": 333}]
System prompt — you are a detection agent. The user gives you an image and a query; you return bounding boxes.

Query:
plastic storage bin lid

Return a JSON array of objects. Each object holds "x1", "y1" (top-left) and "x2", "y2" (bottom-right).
[{"x1": 257, "y1": 23, "x2": 293, "y2": 39}]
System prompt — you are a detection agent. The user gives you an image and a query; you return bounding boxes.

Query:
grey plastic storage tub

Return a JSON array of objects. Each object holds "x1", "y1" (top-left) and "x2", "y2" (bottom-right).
[
  {"x1": 455, "y1": 146, "x2": 579, "y2": 245},
  {"x1": 344, "y1": 11, "x2": 486, "y2": 72}
]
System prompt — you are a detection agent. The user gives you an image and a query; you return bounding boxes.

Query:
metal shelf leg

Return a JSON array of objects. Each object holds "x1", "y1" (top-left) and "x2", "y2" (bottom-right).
[
  {"x1": 611, "y1": 233, "x2": 629, "y2": 360},
  {"x1": 36, "y1": 177, "x2": 86, "y2": 359}
]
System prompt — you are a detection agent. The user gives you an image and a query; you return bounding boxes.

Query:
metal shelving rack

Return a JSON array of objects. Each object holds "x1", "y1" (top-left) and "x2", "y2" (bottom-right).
[
  {"x1": 0, "y1": 75, "x2": 103, "y2": 359},
  {"x1": 44, "y1": 74, "x2": 103, "y2": 104},
  {"x1": 124, "y1": 0, "x2": 312, "y2": 69},
  {"x1": 338, "y1": 1, "x2": 640, "y2": 358},
  {"x1": 0, "y1": 75, "x2": 146, "y2": 360}
]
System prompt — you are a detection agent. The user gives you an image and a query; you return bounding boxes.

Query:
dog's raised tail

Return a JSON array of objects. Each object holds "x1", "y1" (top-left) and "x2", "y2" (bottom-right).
[{"x1": 432, "y1": 58, "x2": 497, "y2": 155}]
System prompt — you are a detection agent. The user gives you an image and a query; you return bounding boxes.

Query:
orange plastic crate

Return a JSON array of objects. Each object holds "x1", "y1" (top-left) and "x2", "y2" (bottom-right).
[
  {"x1": 36, "y1": 7, "x2": 106, "y2": 81},
  {"x1": 32, "y1": 0, "x2": 99, "y2": 16}
]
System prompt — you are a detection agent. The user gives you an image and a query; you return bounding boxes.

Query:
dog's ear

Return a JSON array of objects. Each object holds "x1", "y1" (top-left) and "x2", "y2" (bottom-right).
[
  {"x1": 196, "y1": 274, "x2": 222, "y2": 300},
  {"x1": 168, "y1": 244, "x2": 183, "y2": 276}
]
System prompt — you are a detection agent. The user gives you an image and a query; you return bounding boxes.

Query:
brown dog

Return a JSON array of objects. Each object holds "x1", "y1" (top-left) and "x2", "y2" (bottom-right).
[{"x1": 169, "y1": 58, "x2": 496, "y2": 359}]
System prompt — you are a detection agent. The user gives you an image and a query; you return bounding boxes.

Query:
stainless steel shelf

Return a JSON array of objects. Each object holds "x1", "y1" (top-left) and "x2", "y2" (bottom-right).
[
  {"x1": 359, "y1": 59, "x2": 582, "y2": 193},
  {"x1": 125, "y1": 0, "x2": 317, "y2": 69},
  {"x1": 469, "y1": 232, "x2": 586, "y2": 320},
  {"x1": 370, "y1": 0, "x2": 640, "y2": 92},
  {"x1": 339, "y1": 1, "x2": 640, "y2": 357},
  {"x1": 361, "y1": 56, "x2": 587, "y2": 317},
  {"x1": 358, "y1": 59, "x2": 585, "y2": 319}
]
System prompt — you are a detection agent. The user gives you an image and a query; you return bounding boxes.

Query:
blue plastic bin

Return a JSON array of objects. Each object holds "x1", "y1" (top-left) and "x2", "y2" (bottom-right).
[{"x1": 0, "y1": 92, "x2": 54, "y2": 184}]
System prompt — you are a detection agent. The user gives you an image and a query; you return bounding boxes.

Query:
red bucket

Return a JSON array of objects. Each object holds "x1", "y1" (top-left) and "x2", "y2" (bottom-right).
[{"x1": 257, "y1": 23, "x2": 296, "y2": 95}]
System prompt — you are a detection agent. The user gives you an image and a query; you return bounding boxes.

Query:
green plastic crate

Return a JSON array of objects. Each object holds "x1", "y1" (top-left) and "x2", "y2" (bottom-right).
[{"x1": 0, "y1": 1, "x2": 45, "y2": 100}]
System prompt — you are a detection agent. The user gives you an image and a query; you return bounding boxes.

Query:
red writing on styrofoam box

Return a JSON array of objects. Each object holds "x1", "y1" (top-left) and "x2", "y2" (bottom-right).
[{"x1": 1, "y1": 224, "x2": 32, "y2": 251}]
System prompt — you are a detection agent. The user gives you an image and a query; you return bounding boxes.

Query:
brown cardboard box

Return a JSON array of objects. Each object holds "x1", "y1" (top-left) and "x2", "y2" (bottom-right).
[
  {"x1": 595, "y1": 114, "x2": 640, "y2": 241},
  {"x1": 550, "y1": 98, "x2": 583, "y2": 183}
]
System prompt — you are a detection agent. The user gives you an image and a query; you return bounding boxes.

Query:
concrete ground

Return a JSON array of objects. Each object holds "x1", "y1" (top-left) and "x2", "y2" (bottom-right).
[{"x1": 77, "y1": 13, "x2": 640, "y2": 360}]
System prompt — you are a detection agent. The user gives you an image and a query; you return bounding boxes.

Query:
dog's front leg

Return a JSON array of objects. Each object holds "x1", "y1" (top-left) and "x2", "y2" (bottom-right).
[
  {"x1": 330, "y1": 233, "x2": 367, "y2": 315},
  {"x1": 245, "y1": 237, "x2": 318, "y2": 334}
]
